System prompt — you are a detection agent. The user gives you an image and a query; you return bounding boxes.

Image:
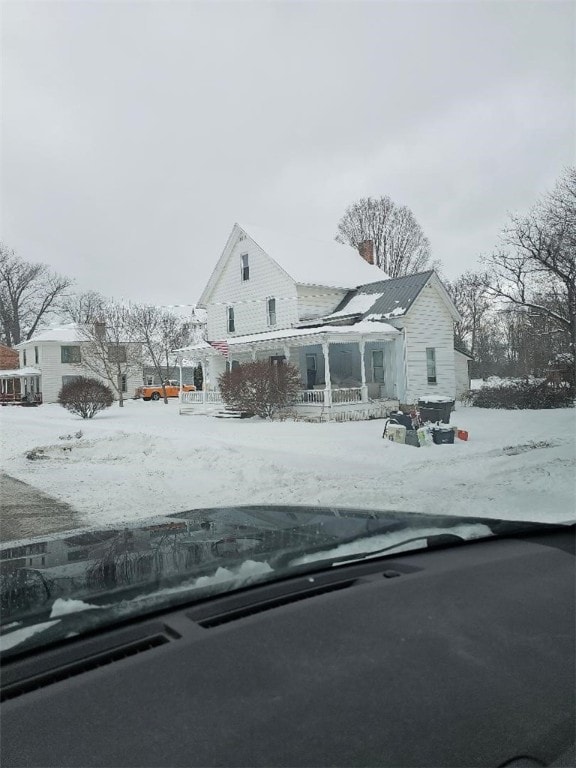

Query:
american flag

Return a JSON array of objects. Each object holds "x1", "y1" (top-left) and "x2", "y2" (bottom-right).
[{"x1": 210, "y1": 340, "x2": 229, "y2": 357}]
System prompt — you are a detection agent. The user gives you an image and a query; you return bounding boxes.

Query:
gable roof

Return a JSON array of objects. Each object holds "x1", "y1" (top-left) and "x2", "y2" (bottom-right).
[
  {"x1": 198, "y1": 223, "x2": 387, "y2": 305},
  {"x1": 454, "y1": 341, "x2": 474, "y2": 358},
  {"x1": 246, "y1": 225, "x2": 387, "y2": 288},
  {"x1": 323, "y1": 271, "x2": 435, "y2": 322},
  {"x1": 313, "y1": 270, "x2": 461, "y2": 326}
]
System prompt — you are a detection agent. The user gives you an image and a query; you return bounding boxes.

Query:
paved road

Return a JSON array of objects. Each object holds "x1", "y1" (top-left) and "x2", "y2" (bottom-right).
[{"x1": 0, "y1": 473, "x2": 81, "y2": 542}]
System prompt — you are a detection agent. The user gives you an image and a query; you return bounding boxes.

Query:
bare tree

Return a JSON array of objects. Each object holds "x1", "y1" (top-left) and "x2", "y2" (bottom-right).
[
  {"x1": 128, "y1": 305, "x2": 191, "y2": 404},
  {"x1": 445, "y1": 271, "x2": 492, "y2": 358},
  {"x1": 61, "y1": 291, "x2": 107, "y2": 324},
  {"x1": 0, "y1": 245, "x2": 73, "y2": 346},
  {"x1": 335, "y1": 196, "x2": 437, "y2": 277},
  {"x1": 483, "y1": 167, "x2": 576, "y2": 389},
  {"x1": 76, "y1": 301, "x2": 142, "y2": 407},
  {"x1": 219, "y1": 360, "x2": 301, "y2": 419}
]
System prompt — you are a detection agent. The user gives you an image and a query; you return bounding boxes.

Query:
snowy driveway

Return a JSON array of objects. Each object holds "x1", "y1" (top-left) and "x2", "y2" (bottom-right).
[
  {"x1": 0, "y1": 473, "x2": 80, "y2": 542},
  {"x1": 0, "y1": 401, "x2": 574, "y2": 534}
]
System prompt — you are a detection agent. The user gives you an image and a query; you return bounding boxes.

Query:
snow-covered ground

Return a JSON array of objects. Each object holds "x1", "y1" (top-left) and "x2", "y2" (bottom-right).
[{"x1": 1, "y1": 400, "x2": 574, "y2": 529}]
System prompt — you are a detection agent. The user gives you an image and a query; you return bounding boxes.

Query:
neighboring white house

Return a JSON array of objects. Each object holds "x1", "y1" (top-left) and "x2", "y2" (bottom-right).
[
  {"x1": 454, "y1": 344, "x2": 474, "y2": 398},
  {"x1": 176, "y1": 223, "x2": 462, "y2": 420},
  {"x1": 14, "y1": 324, "x2": 143, "y2": 404}
]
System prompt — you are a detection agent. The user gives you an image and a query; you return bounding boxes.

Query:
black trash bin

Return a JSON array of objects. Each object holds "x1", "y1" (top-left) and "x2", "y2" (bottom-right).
[
  {"x1": 432, "y1": 426, "x2": 455, "y2": 444},
  {"x1": 418, "y1": 398, "x2": 454, "y2": 424}
]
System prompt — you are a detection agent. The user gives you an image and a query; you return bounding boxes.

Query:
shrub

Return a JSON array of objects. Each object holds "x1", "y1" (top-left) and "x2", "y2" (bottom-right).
[
  {"x1": 58, "y1": 376, "x2": 114, "y2": 419},
  {"x1": 469, "y1": 379, "x2": 574, "y2": 410},
  {"x1": 218, "y1": 360, "x2": 301, "y2": 419}
]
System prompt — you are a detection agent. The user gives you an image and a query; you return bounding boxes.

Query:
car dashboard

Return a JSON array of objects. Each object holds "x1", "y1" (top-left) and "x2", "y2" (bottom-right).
[{"x1": 1, "y1": 526, "x2": 575, "y2": 768}]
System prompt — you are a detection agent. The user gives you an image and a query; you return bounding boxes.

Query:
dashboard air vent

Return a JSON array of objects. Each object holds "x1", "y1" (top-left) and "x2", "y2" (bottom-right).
[{"x1": 1, "y1": 634, "x2": 169, "y2": 702}]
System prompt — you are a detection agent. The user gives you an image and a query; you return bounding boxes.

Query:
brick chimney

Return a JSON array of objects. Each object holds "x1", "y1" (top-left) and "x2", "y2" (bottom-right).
[{"x1": 358, "y1": 240, "x2": 374, "y2": 265}]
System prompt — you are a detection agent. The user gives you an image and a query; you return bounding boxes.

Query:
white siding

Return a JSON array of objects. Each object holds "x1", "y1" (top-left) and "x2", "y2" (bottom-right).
[
  {"x1": 34, "y1": 342, "x2": 81, "y2": 404},
  {"x1": 296, "y1": 285, "x2": 348, "y2": 322},
  {"x1": 18, "y1": 341, "x2": 142, "y2": 404},
  {"x1": 207, "y1": 234, "x2": 298, "y2": 339},
  {"x1": 399, "y1": 282, "x2": 456, "y2": 404}
]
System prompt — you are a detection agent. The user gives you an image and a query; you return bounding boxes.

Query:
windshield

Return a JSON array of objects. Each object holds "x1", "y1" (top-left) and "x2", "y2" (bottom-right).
[
  {"x1": 1, "y1": 2, "x2": 574, "y2": 660},
  {"x1": 0, "y1": 505, "x2": 562, "y2": 658}
]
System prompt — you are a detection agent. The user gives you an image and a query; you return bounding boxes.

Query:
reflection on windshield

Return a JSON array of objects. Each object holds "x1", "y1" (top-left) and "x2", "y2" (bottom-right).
[{"x1": 0, "y1": 505, "x2": 556, "y2": 656}]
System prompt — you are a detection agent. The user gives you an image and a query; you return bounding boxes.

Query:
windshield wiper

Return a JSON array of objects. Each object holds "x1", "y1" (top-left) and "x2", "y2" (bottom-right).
[
  {"x1": 273, "y1": 519, "x2": 573, "y2": 575},
  {"x1": 271, "y1": 532, "x2": 467, "y2": 574}
]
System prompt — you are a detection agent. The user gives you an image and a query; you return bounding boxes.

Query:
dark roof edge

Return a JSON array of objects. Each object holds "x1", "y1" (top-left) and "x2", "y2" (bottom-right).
[
  {"x1": 454, "y1": 341, "x2": 474, "y2": 358},
  {"x1": 356, "y1": 269, "x2": 435, "y2": 292}
]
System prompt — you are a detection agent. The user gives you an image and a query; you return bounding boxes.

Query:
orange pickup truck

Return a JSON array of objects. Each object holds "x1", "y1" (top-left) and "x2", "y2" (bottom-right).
[{"x1": 136, "y1": 380, "x2": 196, "y2": 401}]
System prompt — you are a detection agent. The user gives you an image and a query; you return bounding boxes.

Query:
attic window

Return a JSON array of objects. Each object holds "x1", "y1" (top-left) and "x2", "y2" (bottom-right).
[
  {"x1": 267, "y1": 298, "x2": 276, "y2": 326},
  {"x1": 241, "y1": 253, "x2": 249, "y2": 281},
  {"x1": 227, "y1": 306, "x2": 235, "y2": 333}
]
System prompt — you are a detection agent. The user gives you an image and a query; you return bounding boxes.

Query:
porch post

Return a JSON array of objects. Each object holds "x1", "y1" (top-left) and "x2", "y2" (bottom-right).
[
  {"x1": 283, "y1": 345, "x2": 290, "y2": 362},
  {"x1": 359, "y1": 339, "x2": 368, "y2": 402},
  {"x1": 201, "y1": 359, "x2": 207, "y2": 403},
  {"x1": 178, "y1": 357, "x2": 183, "y2": 402},
  {"x1": 251, "y1": 348, "x2": 257, "y2": 362},
  {"x1": 322, "y1": 341, "x2": 332, "y2": 410},
  {"x1": 395, "y1": 332, "x2": 406, "y2": 403}
]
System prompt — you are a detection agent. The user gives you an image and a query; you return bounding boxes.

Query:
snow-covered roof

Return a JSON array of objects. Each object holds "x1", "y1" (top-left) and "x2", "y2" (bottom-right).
[
  {"x1": 0, "y1": 367, "x2": 41, "y2": 377},
  {"x1": 198, "y1": 224, "x2": 388, "y2": 306},
  {"x1": 312, "y1": 270, "x2": 460, "y2": 326},
  {"x1": 176, "y1": 322, "x2": 399, "y2": 354},
  {"x1": 323, "y1": 293, "x2": 383, "y2": 320},
  {"x1": 16, "y1": 324, "x2": 82, "y2": 347},
  {"x1": 244, "y1": 224, "x2": 387, "y2": 289}
]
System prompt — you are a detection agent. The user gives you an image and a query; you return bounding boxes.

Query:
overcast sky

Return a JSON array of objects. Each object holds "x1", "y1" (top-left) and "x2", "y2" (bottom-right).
[{"x1": 2, "y1": 1, "x2": 574, "y2": 308}]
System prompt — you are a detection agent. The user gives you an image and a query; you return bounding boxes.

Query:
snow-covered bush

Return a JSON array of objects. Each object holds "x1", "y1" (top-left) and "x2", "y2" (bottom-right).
[
  {"x1": 58, "y1": 376, "x2": 114, "y2": 419},
  {"x1": 218, "y1": 360, "x2": 301, "y2": 419},
  {"x1": 469, "y1": 379, "x2": 573, "y2": 410}
]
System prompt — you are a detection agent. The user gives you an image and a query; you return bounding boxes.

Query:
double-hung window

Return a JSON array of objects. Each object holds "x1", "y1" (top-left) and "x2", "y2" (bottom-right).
[
  {"x1": 227, "y1": 306, "x2": 235, "y2": 333},
  {"x1": 34, "y1": 347, "x2": 39, "y2": 364},
  {"x1": 240, "y1": 254, "x2": 249, "y2": 281},
  {"x1": 426, "y1": 347, "x2": 437, "y2": 384},
  {"x1": 23, "y1": 349, "x2": 27, "y2": 366},
  {"x1": 372, "y1": 350, "x2": 384, "y2": 383},
  {"x1": 267, "y1": 297, "x2": 276, "y2": 326},
  {"x1": 61, "y1": 346, "x2": 81, "y2": 364}
]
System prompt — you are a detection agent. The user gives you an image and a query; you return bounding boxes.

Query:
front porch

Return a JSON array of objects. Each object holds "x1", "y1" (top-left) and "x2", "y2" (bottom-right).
[
  {"x1": 0, "y1": 368, "x2": 42, "y2": 406},
  {"x1": 179, "y1": 387, "x2": 399, "y2": 421},
  {"x1": 176, "y1": 323, "x2": 403, "y2": 422}
]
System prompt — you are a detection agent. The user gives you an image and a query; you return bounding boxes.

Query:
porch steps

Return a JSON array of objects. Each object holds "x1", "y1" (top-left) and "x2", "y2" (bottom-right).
[
  {"x1": 214, "y1": 408, "x2": 253, "y2": 419},
  {"x1": 179, "y1": 405, "x2": 221, "y2": 416}
]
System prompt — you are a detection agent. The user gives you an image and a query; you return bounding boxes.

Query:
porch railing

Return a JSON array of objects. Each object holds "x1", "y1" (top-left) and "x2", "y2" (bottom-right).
[
  {"x1": 294, "y1": 389, "x2": 325, "y2": 404},
  {"x1": 294, "y1": 387, "x2": 363, "y2": 405},
  {"x1": 181, "y1": 388, "x2": 364, "y2": 408},
  {"x1": 331, "y1": 387, "x2": 362, "y2": 404},
  {"x1": 181, "y1": 391, "x2": 223, "y2": 405}
]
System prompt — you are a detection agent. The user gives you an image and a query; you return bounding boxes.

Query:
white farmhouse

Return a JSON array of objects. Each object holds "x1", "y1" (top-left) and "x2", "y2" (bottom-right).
[
  {"x1": 177, "y1": 224, "x2": 461, "y2": 420},
  {"x1": 13, "y1": 324, "x2": 143, "y2": 404}
]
